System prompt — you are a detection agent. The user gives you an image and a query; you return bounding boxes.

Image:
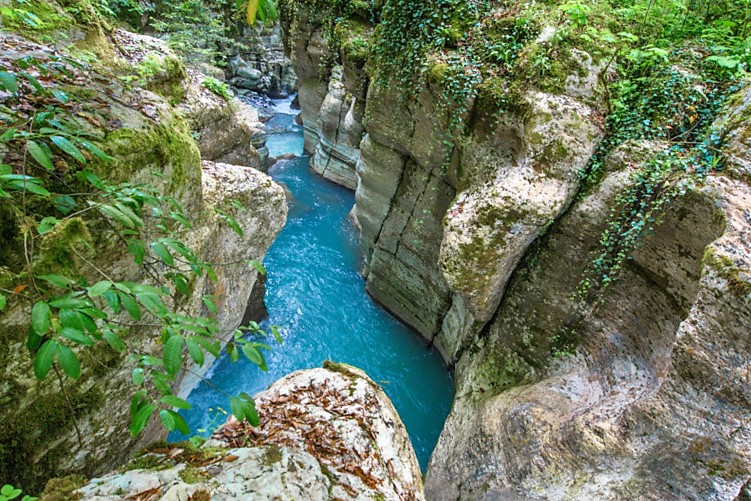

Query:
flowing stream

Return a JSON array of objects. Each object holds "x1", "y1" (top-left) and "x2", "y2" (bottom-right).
[{"x1": 174, "y1": 96, "x2": 454, "y2": 469}]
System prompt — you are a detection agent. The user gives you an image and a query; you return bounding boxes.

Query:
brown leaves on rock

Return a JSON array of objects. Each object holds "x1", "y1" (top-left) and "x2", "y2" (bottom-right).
[{"x1": 212, "y1": 373, "x2": 393, "y2": 494}]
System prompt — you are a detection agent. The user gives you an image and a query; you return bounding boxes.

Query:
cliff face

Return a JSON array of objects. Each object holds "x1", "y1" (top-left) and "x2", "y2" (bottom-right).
[
  {"x1": 45, "y1": 365, "x2": 424, "y2": 501},
  {"x1": 280, "y1": 2, "x2": 751, "y2": 499},
  {"x1": 0, "y1": 15, "x2": 287, "y2": 490},
  {"x1": 229, "y1": 22, "x2": 298, "y2": 98}
]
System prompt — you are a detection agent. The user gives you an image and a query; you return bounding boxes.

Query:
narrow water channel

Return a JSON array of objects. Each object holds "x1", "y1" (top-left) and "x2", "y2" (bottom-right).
[{"x1": 174, "y1": 96, "x2": 454, "y2": 469}]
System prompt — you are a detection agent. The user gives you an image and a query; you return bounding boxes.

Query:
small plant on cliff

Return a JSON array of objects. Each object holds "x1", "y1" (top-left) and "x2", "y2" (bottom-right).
[
  {"x1": 202, "y1": 76, "x2": 233, "y2": 100},
  {"x1": 0, "y1": 485, "x2": 36, "y2": 501}
]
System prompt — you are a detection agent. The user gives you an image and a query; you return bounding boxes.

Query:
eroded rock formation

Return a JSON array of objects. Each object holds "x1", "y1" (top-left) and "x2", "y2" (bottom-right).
[
  {"x1": 49, "y1": 365, "x2": 423, "y2": 501},
  {"x1": 280, "y1": 2, "x2": 751, "y2": 499},
  {"x1": 0, "y1": 24, "x2": 287, "y2": 489}
]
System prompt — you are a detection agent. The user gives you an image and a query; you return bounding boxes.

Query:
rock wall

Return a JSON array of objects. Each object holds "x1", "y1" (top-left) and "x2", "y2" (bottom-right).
[
  {"x1": 0, "y1": 22, "x2": 287, "y2": 491},
  {"x1": 282, "y1": 10, "x2": 367, "y2": 189},
  {"x1": 281, "y1": 6, "x2": 603, "y2": 360},
  {"x1": 229, "y1": 22, "x2": 297, "y2": 98},
  {"x1": 45, "y1": 365, "x2": 424, "y2": 501},
  {"x1": 281, "y1": 2, "x2": 751, "y2": 499}
]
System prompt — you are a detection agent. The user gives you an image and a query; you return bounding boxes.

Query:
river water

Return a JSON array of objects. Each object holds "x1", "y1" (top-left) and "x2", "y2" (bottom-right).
[{"x1": 174, "y1": 96, "x2": 454, "y2": 469}]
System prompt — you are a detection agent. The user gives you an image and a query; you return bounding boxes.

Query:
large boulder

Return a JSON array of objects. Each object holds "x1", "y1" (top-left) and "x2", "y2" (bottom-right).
[{"x1": 54, "y1": 365, "x2": 425, "y2": 500}]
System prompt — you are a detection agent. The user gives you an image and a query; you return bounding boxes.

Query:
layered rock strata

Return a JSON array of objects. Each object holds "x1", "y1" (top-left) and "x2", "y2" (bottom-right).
[{"x1": 281, "y1": 3, "x2": 751, "y2": 499}]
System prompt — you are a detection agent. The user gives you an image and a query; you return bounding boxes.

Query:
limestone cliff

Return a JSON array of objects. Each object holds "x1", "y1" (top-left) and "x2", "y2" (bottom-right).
[
  {"x1": 280, "y1": 1, "x2": 751, "y2": 499},
  {"x1": 43, "y1": 366, "x2": 424, "y2": 501},
  {"x1": 0, "y1": 12, "x2": 287, "y2": 491}
]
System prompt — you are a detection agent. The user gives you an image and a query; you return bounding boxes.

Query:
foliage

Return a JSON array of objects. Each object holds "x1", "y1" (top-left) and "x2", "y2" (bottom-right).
[
  {"x1": 132, "y1": 0, "x2": 278, "y2": 63},
  {"x1": 202, "y1": 76, "x2": 233, "y2": 100},
  {"x1": 0, "y1": 485, "x2": 36, "y2": 501},
  {"x1": 0, "y1": 44, "x2": 279, "y2": 444}
]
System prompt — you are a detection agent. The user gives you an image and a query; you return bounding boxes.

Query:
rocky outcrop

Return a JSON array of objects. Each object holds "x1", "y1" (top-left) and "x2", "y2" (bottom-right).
[
  {"x1": 282, "y1": 11, "x2": 367, "y2": 189},
  {"x1": 177, "y1": 160, "x2": 287, "y2": 397},
  {"x1": 308, "y1": 66, "x2": 362, "y2": 189},
  {"x1": 180, "y1": 69, "x2": 270, "y2": 169},
  {"x1": 114, "y1": 29, "x2": 271, "y2": 170},
  {"x1": 284, "y1": 15, "x2": 603, "y2": 355},
  {"x1": 425, "y1": 90, "x2": 751, "y2": 499},
  {"x1": 281, "y1": 2, "x2": 751, "y2": 499},
  {"x1": 0, "y1": 25, "x2": 287, "y2": 490},
  {"x1": 54, "y1": 365, "x2": 424, "y2": 500},
  {"x1": 229, "y1": 23, "x2": 297, "y2": 98}
]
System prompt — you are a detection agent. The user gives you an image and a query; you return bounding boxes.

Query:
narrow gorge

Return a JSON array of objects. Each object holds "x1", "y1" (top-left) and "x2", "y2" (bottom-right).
[{"x1": 0, "y1": 0, "x2": 750, "y2": 500}]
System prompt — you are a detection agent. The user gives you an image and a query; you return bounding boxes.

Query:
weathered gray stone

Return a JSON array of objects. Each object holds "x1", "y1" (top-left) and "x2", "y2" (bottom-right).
[
  {"x1": 65, "y1": 366, "x2": 424, "y2": 501},
  {"x1": 179, "y1": 69, "x2": 269, "y2": 170}
]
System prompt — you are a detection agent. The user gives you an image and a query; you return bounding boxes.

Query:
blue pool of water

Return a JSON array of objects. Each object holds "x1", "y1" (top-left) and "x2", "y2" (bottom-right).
[{"x1": 174, "y1": 96, "x2": 454, "y2": 470}]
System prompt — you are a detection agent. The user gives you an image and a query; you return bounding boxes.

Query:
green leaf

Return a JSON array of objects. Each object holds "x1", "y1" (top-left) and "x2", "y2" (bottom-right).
[
  {"x1": 34, "y1": 340, "x2": 57, "y2": 380},
  {"x1": 60, "y1": 327, "x2": 93, "y2": 346},
  {"x1": 185, "y1": 337, "x2": 205, "y2": 366},
  {"x1": 0, "y1": 294, "x2": 6, "y2": 312},
  {"x1": 163, "y1": 335, "x2": 183, "y2": 377},
  {"x1": 79, "y1": 140, "x2": 111, "y2": 162},
  {"x1": 50, "y1": 136, "x2": 86, "y2": 163},
  {"x1": 193, "y1": 336, "x2": 221, "y2": 358},
  {"x1": 0, "y1": 485, "x2": 22, "y2": 498},
  {"x1": 104, "y1": 328, "x2": 126, "y2": 352},
  {"x1": 132, "y1": 367, "x2": 145, "y2": 386},
  {"x1": 240, "y1": 398, "x2": 259, "y2": 426},
  {"x1": 250, "y1": 260, "x2": 266, "y2": 275},
  {"x1": 151, "y1": 372, "x2": 171, "y2": 395},
  {"x1": 130, "y1": 403, "x2": 155, "y2": 437},
  {"x1": 118, "y1": 292, "x2": 141, "y2": 320},
  {"x1": 88, "y1": 280, "x2": 112, "y2": 297},
  {"x1": 49, "y1": 294, "x2": 89, "y2": 309},
  {"x1": 14, "y1": 180, "x2": 49, "y2": 197},
  {"x1": 99, "y1": 204, "x2": 135, "y2": 228},
  {"x1": 138, "y1": 292, "x2": 167, "y2": 316},
  {"x1": 51, "y1": 89, "x2": 69, "y2": 103},
  {"x1": 142, "y1": 355, "x2": 164, "y2": 367},
  {"x1": 103, "y1": 290, "x2": 120, "y2": 313},
  {"x1": 54, "y1": 195, "x2": 77, "y2": 215},
  {"x1": 170, "y1": 212, "x2": 193, "y2": 229},
  {"x1": 31, "y1": 301, "x2": 51, "y2": 336},
  {"x1": 37, "y1": 217, "x2": 59, "y2": 235},
  {"x1": 271, "y1": 325, "x2": 283, "y2": 344},
  {"x1": 127, "y1": 240, "x2": 145, "y2": 265},
  {"x1": 226, "y1": 216, "x2": 243, "y2": 237},
  {"x1": 20, "y1": 70, "x2": 44, "y2": 92},
  {"x1": 160, "y1": 395, "x2": 191, "y2": 410},
  {"x1": 150, "y1": 242, "x2": 174, "y2": 266},
  {"x1": 56, "y1": 344, "x2": 80, "y2": 380},
  {"x1": 229, "y1": 396, "x2": 244, "y2": 422},
  {"x1": 78, "y1": 170, "x2": 105, "y2": 189},
  {"x1": 159, "y1": 409, "x2": 176, "y2": 431},
  {"x1": 0, "y1": 71, "x2": 18, "y2": 93},
  {"x1": 27, "y1": 140, "x2": 54, "y2": 170},
  {"x1": 241, "y1": 344, "x2": 263, "y2": 367},
  {"x1": 59, "y1": 309, "x2": 84, "y2": 331},
  {"x1": 228, "y1": 343, "x2": 240, "y2": 363},
  {"x1": 167, "y1": 410, "x2": 190, "y2": 435},
  {"x1": 37, "y1": 274, "x2": 74, "y2": 289},
  {"x1": 0, "y1": 128, "x2": 17, "y2": 143},
  {"x1": 202, "y1": 295, "x2": 217, "y2": 314}
]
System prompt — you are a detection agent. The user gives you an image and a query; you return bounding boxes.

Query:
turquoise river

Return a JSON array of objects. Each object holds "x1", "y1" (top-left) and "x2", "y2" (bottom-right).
[{"x1": 174, "y1": 96, "x2": 454, "y2": 469}]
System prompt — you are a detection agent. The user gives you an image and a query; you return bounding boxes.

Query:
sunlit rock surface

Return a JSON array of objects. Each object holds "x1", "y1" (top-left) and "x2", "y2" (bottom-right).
[{"x1": 61, "y1": 366, "x2": 424, "y2": 501}]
